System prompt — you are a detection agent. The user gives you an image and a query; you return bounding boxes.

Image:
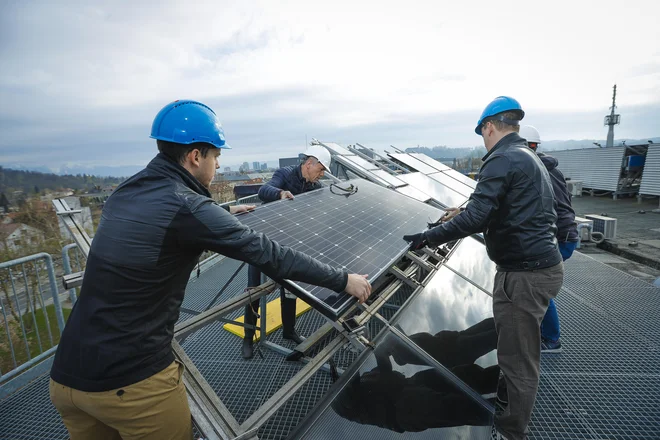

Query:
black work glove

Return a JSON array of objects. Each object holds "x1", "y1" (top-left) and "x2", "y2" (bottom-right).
[
  {"x1": 427, "y1": 219, "x2": 442, "y2": 229},
  {"x1": 403, "y1": 232, "x2": 428, "y2": 251}
]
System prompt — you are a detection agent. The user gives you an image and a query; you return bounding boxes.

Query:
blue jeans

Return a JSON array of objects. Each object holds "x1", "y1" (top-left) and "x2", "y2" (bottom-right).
[{"x1": 540, "y1": 241, "x2": 577, "y2": 342}]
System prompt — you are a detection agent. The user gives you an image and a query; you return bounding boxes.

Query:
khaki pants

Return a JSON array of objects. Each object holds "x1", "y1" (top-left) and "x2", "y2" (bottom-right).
[
  {"x1": 50, "y1": 360, "x2": 192, "y2": 440},
  {"x1": 493, "y1": 263, "x2": 564, "y2": 440}
]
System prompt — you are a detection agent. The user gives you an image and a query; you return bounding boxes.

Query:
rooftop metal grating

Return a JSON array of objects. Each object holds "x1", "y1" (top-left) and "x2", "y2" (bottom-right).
[{"x1": 2, "y1": 251, "x2": 660, "y2": 439}]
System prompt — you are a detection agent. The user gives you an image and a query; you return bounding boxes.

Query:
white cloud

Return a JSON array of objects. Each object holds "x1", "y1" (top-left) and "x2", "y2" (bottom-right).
[{"x1": 1, "y1": 0, "x2": 659, "y2": 169}]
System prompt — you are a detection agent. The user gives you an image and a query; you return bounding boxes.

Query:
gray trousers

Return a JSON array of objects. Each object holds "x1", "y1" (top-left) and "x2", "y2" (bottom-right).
[{"x1": 493, "y1": 263, "x2": 564, "y2": 440}]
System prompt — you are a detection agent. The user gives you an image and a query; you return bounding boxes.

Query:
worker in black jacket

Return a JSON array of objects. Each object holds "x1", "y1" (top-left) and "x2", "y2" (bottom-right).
[
  {"x1": 241, "y1": 145, "x2": 332, "y2": 359},
  {"x1": 49, "y1": 100, "x2": 371, "y2": 440},
  {"x1": 403, "y1": 97, "x2": 564, "y2": 440},
  {"x1": 520, "y1": 125, "x2": 579, "y2": 353}
]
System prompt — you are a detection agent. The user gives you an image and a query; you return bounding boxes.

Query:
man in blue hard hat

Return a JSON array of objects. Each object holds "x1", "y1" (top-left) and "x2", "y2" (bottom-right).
[
  {"x1": 241, "y1": 144, "x2": 332, "y2": 359},
  {"x1": 403, "y1": 96, "x2": 564, "y2": 439},
  {"x1": 49, "y1": 100, "x2": 372, "y2": 440}
]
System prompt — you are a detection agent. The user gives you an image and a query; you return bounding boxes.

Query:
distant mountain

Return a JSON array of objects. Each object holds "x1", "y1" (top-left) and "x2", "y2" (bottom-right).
[
  {"x1": 0, "y1": 167, "x2": 126, "y2": 195},
  {"x1": 5, "y1": 164, "x2": 144, "y2": 178},
  {"x1": 58, "y1": 165, "x2": 144, "y2": 178},
  {"x1": 404, "y1": 145, "x2": 486, "y2": 158}
]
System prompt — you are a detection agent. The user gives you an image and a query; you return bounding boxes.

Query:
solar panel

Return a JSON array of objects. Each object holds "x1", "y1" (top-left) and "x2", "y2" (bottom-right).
[
  {"x1": 395, "y1": 185, "x2": 432, "y2": 203},
  {"x1": 370, "y1": 169, "x2": 407, "y2": 188},
  {"x1": 236, "y1": 179, "x2": 443, "y2": 320},
  {"x1": 333, "y1": 156, "x2": 391, "y2": 187},
  {"x1": 387, "y1": 153, "x2": 439, "y2": 175},
  {"x1": 320, "y1": 142, "x2": 355, "y2": 156},
  {"x1": 397, "y1": 172, "x2": 469, "y2": 208},
  {"x1": 392, "y1": 266, "x2": 497, "y2": 370},
  {"x1": 428, "y1": 172, "x2": 474, "y2": 197},
  {"x1": 409, "y1": 152, "x2": 451, "y2": 171},
  {"x1": 444, "y1": 236, "x2": 494, "y2": 294},
  {"x1": 293, "y1": 329, "x2": 494, "y2": 439},
  {"x1": 340, "y1": 155, "x2": 380, "y2": 171},
  {"x1": 442, "y1": 168, "x2": 478, "y2": 189}
]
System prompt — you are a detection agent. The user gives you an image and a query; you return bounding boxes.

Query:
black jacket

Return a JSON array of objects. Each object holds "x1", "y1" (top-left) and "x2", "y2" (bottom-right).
[
  {"x1": 258, "y1": 165, "x2": 322, "y2": 202},
  {"x1": 538, "y1": 153, "x2": 578, "y2": 242},
  {"x1": 51, "y1": 154, "x2": 348, "y2": 392},
  {"x1": 424, "y1": 133, "x2": 561, "y2": 271}
]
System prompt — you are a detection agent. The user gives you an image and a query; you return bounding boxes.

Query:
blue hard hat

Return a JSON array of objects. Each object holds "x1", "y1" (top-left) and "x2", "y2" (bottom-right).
[
  {"x1": 150, "y1": 100, "x2": 231, "y2": 149},
  {"x1": 474, "y1": 96, "x2": 525, "y2": 135}
]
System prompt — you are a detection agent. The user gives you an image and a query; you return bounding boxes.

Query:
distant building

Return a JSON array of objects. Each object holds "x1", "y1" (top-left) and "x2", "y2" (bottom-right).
[
  {"x1": 252, "y1": 161, "x2": 260, "y2": 171},
  {"x1": 261, "y1": 163, "x2": 268, "y2": 170},
  {"x1": 279, "y1": 157, "x2": 299, "y2": 168},
  {"x1": 0, "y1": 223, "x2": 45, "y2": 252},
  {"x1": 242, "y1": 162, "x2": 250, "y2": 172}
]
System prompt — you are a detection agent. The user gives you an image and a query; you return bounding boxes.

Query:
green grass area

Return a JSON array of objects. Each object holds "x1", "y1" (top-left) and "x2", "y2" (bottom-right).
[{"x1": 0, "y1": 304, "x2": 71, "y2": 375}]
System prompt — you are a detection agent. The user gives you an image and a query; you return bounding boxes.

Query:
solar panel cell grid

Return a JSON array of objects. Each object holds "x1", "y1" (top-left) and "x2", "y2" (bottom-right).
[{"x1": 237, "y1": 180, "x2": 443, "y2": 319}]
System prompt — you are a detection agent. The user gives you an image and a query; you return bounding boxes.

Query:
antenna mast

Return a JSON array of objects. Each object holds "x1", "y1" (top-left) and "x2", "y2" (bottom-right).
[{"x1": 604, "y1": 84, "x2": 621, "y2": 148}]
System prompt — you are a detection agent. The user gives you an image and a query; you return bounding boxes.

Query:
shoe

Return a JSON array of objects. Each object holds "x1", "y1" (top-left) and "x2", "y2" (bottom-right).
[
  {"x1": 281, "y1": 294, "x2": 304, "y2": 344},
  {"x1": 541, "y1": 338, "x2": 563, "y2": 353},
  {"x1": 242, "y1": 337, "x2": 254, "y2": 359},
  {"x1": 282, "y1": 329, "x2": 304, "y2": 345}
]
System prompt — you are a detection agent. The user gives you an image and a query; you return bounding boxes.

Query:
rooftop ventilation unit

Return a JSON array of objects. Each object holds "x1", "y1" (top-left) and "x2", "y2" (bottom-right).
[
  {"x1": 574, "y1": 216, "x2": 594, "y2": 241},
  {"x1": 585, "y1": 214, "x2": 617, "y2": 240},
  {"x1": 566, "y1": 180, "x2": 583, "y2": 197}
]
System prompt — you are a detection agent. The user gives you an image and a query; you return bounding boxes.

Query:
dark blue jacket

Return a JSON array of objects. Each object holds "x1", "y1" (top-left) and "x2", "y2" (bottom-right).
[
  {"x1": 424, "y1": 133, "x2": 561, "y2": 271},
  {"x1": 258, "y1": 165, "x2": 322, "y2": 202},
  {"x1": 538, "y1": 153, "x2": 578, "y2": 242},
  {"x1": 51, "y1": 154, "x2": 347, "y2": 392}
]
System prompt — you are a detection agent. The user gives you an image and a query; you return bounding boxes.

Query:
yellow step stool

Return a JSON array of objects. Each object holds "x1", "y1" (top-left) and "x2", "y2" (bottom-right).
[{"x1": 223, "y1": 297, "x2": 312, "y2": 341}]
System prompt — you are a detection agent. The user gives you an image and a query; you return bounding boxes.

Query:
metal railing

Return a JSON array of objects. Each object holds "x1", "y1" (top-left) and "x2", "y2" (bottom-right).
[
  {"x1": 0, "y1": 253, "x2": 63, "y2": 383},
  {"x1": 62, "y1": 243, "x2": 85, "y2": 305}
]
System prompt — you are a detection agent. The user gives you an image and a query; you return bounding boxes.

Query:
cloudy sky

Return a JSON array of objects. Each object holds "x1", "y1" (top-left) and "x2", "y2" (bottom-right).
[{"x1": 1, "y1": 0, "x2": 659, "y2": 173}]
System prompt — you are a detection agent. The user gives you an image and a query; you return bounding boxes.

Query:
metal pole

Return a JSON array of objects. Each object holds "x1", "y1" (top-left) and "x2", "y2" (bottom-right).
[
  {"x1": 33, "y1": 263, "x2": 54, "y2": 347},
  {"x1": 366, "y1": 146, "x2": 410, "y2": 172},
  {"x1": 0, "y1": 295, "x2": 17, "y2": 370},
  {"x1": 383, "y1": 150, "x2": 413, "y2": 172},
  {"x1": 9, "y1": 268, "x2": 31, "y2": 361},
  {"x1": 347, "y1": 145, "x2": 395, "y2": 174},
  {"x1": 21, "y1": 263, "x2": 43, "y2": 353},
  {"x1": 174, "y1": 280, "x2": 278, "y2": 339},
  {"x1": 62, "y1": 243, "x2": 79, "y2": 304},
  {"x1": 0, "y1": 345, "x2": 58, "y2": 384},
  {"x1": 42, "y1": 254, "x2": 64, "y2": 334},
  {"x1": 322, "y1": 171, "x2": 342, "y2": 184},
  {"x1": 259, "y1": 293, "x2": 267, "y2": 342}
]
